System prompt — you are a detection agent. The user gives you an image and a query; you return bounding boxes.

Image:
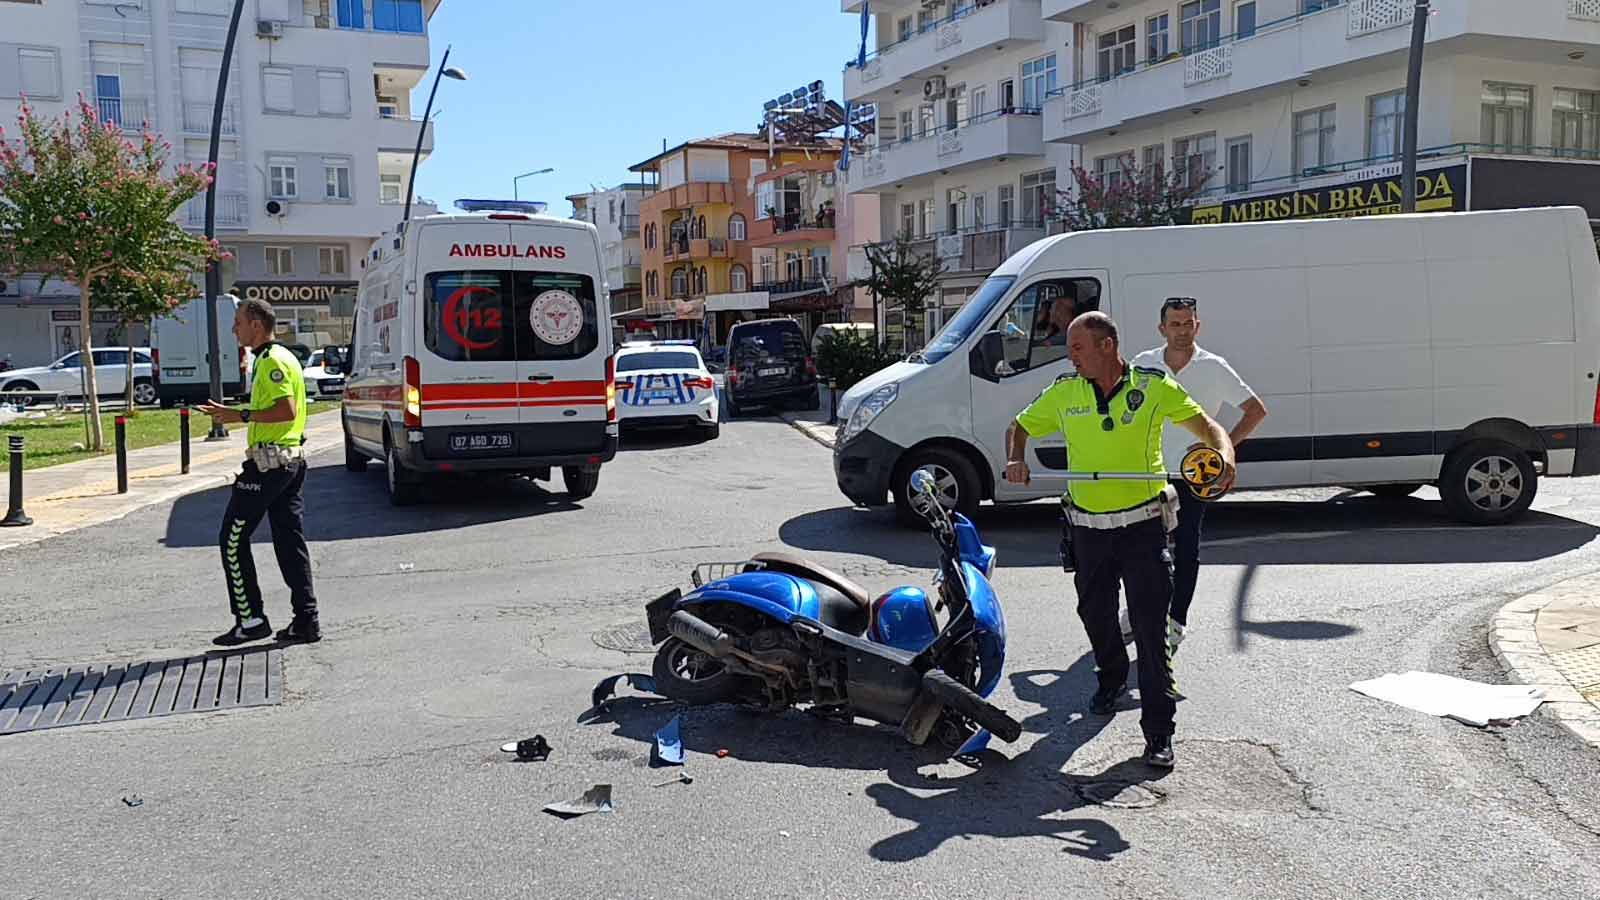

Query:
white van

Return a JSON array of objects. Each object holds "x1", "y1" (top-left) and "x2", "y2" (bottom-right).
[
  {"x1": 150, "y1": 294, "x2": 247, "y2": 407},
  {"x1": 834, "y1": 207, "x2": 1600, "y2": 526},
  {"x1": 337, "y1": 200, "x2": 616, "y2": 506}
]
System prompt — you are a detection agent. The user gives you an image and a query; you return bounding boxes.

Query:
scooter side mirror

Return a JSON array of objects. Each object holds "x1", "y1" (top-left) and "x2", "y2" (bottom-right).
[{"x1": 909, "y1": 468, "x2": 937, "y2": 497}]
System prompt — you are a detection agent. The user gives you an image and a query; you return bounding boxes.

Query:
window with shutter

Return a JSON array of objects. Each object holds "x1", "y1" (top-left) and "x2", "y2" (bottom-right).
[
  {"x1": 263, "y1": 67, "x2": 294, "y2": 112},
  {"x1": 317, "y1": 71, "x2": 349, "y2": 115}
]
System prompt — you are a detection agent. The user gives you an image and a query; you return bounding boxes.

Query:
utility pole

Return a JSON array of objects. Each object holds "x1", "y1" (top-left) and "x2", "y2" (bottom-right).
[
  {"x1": 201, "y1": 0, "x2": 248, "y2": 440},
  {"x1": 1400, "y1": 0, "x2": 1431, "y2": 213}
]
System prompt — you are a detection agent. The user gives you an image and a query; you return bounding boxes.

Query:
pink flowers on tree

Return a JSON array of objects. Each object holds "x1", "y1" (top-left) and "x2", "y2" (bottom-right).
[
  {"x1": 0, "y1": 95, "x2": 224, "y2": 449},
  {"x1": 1054, "y1": 159, "x2": 1214, "y2": 232}
]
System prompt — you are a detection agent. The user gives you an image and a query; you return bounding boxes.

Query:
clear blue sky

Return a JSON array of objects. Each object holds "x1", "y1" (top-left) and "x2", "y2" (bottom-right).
[{"x1": 412, "y1": 1, "x2": 871, "y2": 210}]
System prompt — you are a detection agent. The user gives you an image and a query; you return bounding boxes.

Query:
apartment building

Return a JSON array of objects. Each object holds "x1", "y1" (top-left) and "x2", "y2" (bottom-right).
[
  {"x1": 840, "y1": 0, "x2": 1081, "y2": 348},
  {"x1": 568, "y1": 183, "x2": 646, "y2": 338},
  {"x1": 0, "y1": 0, "x2": 444, "y2": 365},
  {"x1": 1044, "y1": 0, "x2": 1600, "y2": 226}
]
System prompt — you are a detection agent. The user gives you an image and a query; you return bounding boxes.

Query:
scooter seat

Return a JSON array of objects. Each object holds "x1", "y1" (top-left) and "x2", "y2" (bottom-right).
[{"x1": 749, "y1": 552, "x2": 872, "y2": 610}]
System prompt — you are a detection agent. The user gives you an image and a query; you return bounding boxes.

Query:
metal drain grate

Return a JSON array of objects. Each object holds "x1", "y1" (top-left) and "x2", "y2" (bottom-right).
[
  {"x1": 0, "y1": 646, "x2": 283, "y2": 735},
  {"x1": 591, "y1": 621, "x2": 658, "y2": 655}
]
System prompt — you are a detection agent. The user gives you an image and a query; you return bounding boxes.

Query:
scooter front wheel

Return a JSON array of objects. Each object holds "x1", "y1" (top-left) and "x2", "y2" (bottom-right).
[
  {"x1": 922, "y1": 670, "x2": 1022, "y2": 744},
  {"x1": 653, "y1": 638, "x2": 740, "y2": 705}
]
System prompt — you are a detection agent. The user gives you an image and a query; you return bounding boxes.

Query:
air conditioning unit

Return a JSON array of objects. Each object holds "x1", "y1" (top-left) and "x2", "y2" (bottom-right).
[
  {"x1": 265, "y1": 199, "x2": 289, "y2": 218},
  {"x1": 923, "y1": 76, "x2": 947, "y2": 100},
  {"x1": 256, "y1": 20, "x2": 283, "y2": 38}
]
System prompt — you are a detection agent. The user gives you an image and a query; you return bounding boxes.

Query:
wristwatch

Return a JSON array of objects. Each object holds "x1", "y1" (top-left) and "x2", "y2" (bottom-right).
[{"x1": 238, "y1": 408, "x2": 252, "y2": 423}]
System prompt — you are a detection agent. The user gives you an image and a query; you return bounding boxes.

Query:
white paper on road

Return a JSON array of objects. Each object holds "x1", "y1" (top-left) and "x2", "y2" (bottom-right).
[{"x1": 1349, "y1": 672, "x2": 1545, "y2": 727}]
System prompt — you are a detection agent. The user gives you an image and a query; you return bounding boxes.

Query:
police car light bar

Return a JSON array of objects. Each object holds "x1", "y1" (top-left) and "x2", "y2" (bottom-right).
[{"x1": 454, "y1": 199, "x2": 549, "y2": 215}]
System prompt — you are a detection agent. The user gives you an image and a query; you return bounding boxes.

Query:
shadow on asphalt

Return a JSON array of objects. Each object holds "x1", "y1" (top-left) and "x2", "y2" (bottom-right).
[
  {"x1": 159, "y1": 461, "x2": 583, "y2": 548},
  {"x1": 581, "y1": 655, "x2": 1161, "y2": 862},
  {"x1": 779, "y1": 494, "x2": 1600, "y2": 571},
  {"x1": 619, "y1": 428, "x2": 718, "y2": 452}
]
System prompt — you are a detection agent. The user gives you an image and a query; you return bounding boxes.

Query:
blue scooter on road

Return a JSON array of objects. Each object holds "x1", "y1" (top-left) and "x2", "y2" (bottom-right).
[{"x1": 644, "y1": 469, "x2": 1022, "y2": 755}]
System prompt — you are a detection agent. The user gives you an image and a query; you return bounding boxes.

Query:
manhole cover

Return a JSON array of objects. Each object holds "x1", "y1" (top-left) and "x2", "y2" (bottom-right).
[
  {"x1": 592, "y1": 621, "x2": 657, "y2": 655},
  {"x1": 1074, "y1": 781, "x2": 1166, "y2": 809},
  {"x1": 0, "y1": 647, "x2": 282, "y2": 736}
]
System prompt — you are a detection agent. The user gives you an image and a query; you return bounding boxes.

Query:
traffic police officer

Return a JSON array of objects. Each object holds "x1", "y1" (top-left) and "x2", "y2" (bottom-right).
[
  {"x1": 199, "y1": 297, "x2": 321, "y2": 647},
  {"x1": 1004, "y1": 312, "x2": 1234, "y2": 768}
]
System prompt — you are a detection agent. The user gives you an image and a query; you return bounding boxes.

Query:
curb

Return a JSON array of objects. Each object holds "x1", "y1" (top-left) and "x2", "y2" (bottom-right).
[
  {"x1": 1488, "y1": 574, "x2": 1600, "y2": 749},
  {"x1": 777, "y1": 412, "x2": 837, "y2": 451}
]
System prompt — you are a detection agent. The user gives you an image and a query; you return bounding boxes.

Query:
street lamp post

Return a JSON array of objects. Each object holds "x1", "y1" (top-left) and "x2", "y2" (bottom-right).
[
  {"x1": 403, "y1": 46, "x2": 467, "y2": 224},
  {"x1": 513, "y1": 167, "x2": 555, "y2": 201},
  {"x1": 200, "y1": 0, "x2": 249, "y2": 441},
  {"x1": 1400, "y1": 0, "x2": 1432, "y2": 213}
]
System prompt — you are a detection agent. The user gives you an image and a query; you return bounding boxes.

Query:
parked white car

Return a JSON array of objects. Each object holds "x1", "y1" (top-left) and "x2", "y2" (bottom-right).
[
  {"x1": 0, "y1": 347, "x2": 155, "y2": 407},
  {"x1": 302, "y1": 349, "x2": 346, "y2": 400}
]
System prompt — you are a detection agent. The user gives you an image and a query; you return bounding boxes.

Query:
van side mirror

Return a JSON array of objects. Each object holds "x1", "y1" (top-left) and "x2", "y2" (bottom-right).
[
  {"x1": 970, "y1": 331, "x2": 1006, "y2": 382},
  {"x1": 321, "y1": 344, "x2": 348, "y2": 375}
]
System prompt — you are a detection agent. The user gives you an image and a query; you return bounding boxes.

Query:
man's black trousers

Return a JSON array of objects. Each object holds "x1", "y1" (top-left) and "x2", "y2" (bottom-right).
[
  {"x1": 220, "y1": 459, "x2": 316, "y2": 624},
  {"x1": 1071, "y1": 516, "x2": 1177, "y2": 738},
  {"x1": 1169, "y1": 479, "x2": 1207, "y2": 627}
]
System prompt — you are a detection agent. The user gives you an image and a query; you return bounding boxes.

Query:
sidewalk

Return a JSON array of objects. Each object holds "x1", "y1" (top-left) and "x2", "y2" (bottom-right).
[
  {"x1": 0, "y1": 415, "x2": 344, "y2": 553},
  {"x1": 1488, "y1": 574, "x2": 1600, "y2": 748},
  {"x1": 777, "y1": 406, "x2": 838, "y2": 450}
]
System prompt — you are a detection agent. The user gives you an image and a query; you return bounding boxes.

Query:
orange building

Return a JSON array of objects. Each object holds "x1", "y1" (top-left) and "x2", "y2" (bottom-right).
[{"x1": 630, "y1": 133, "x2": 845, "y2": 342}]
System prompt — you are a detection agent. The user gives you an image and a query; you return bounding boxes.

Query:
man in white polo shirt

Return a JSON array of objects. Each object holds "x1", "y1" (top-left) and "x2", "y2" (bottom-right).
[{"x1": 1130, "y1": 297, "x2": 1268, "y2": 652}]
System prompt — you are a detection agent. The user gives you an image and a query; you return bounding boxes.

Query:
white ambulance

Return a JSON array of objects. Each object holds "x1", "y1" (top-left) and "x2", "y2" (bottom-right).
[{"x1": 335, "y1": 200, "x2": 617, "y2": 506}]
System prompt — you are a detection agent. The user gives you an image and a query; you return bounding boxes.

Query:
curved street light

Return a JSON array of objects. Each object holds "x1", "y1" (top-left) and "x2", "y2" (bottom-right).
[
  {"x1": 513, "y1": 167, "x2": 555, "y2": 201},
  {"x1": 404, "y1": 47, "x2": 467, "y2": 223}
]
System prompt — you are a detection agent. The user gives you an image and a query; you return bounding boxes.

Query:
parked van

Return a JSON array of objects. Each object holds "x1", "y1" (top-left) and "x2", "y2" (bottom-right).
[
  {"x1": 834, "y1": 207, "x2": 1600, "y2": 526},
  {"x1": 335, "y1": 200, "x2": 616, "y2": 506},
  {"x1": 150, "y1": 294, "x2": 247, "y2": 407}
]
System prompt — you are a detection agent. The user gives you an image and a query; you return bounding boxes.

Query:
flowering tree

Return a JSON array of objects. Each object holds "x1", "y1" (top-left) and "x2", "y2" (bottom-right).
[
  {"x1": 0, "y1": 96, "x2": 221, "y2": 448},
  {"x1": 1053, "y1": 159, "x2": 1214, "y2": 232}
]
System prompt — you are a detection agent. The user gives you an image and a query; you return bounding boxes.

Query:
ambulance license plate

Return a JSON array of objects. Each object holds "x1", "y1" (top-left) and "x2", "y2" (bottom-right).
[{"x1": 450, "y1": 432, "x2": 512, "y2": 452}]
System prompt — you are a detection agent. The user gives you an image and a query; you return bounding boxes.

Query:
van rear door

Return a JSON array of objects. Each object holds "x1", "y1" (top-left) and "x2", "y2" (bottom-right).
[
  {"x1": 510, "y1": 224, "x2": 609, "y2": 453},
  {"x1": 415, "y1": 221, "x2": 523, "y2": 456}
]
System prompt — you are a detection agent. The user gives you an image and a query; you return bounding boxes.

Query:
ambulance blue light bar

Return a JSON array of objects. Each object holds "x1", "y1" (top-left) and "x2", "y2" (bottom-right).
[{"x1": 454, "y1": 199, "x2": 548, "y2": 215}]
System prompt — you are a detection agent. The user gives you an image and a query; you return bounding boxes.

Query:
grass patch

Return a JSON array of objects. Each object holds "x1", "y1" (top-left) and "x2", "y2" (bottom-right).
[{"x1": 0, "y1": 401, "x2": 339, "y2": 471}]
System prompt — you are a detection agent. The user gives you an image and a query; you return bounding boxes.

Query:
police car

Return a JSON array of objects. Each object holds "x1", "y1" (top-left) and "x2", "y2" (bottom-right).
[{"x1": 614, "y1": 341, "x2": 719, "y2": 439}]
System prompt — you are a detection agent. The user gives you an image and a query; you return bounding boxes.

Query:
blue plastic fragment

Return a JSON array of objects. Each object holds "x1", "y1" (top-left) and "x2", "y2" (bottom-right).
[{"x1": 652, "y1": 714, "x2": 685, "y2": 767}]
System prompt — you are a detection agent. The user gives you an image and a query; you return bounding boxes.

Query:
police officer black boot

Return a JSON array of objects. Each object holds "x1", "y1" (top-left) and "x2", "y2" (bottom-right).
[
  {"x1": 275, "y1": 614, "x2": 321, "y2": 644},
  {"x1": 213, "y1": 618, "x2": 272, "y2": 646},
  {"x1": 1144, "y1": 734, "x2": 1176, "y2": 769}
]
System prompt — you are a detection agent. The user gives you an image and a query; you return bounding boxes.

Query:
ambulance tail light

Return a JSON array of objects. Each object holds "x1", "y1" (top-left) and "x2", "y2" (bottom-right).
[
  {"x1": 605, "y1": 354, "x2": 617, "y2": 423},
  {"x1": 403, "y1": 355, "x2": 422, "y2": 428}
]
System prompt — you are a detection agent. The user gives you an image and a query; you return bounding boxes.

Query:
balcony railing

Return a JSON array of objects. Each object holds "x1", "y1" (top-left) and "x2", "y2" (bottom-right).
[
  {"x1": 844, "y1": 0, "x2": 1003, "y2": 67},
  {"x1": 1574, "y1": 0, "x2": 1600, "y2": 22},
  {"x1": 1184, "y1": 43, "x2": 1233, "y2": 86},
  {"x1": 184, "y1": 192, "x2": 248, "y2": 227},
  {"x1": 1347, "y1": 0, "x2": 1414, "y2": 37},
  {"x1": 95, "y1": 96, "x2": 150, "y2": 130},
  {"x1": 755, "y1": 277, "x2": 828, "y2": 297},
  {"x1": 897, "y1": 224, "x2": 1046, "y2": 274},
  {"x1": 182, "y1": 102, "x2": 237, "y2": 135},
  {"x1": 769, "y1": 209, "x2": 838, "y2": 232}
]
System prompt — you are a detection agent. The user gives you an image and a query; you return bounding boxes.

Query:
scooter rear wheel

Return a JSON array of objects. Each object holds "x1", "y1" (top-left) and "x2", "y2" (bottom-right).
[{"x1": 652, "y1": 638, "x2": 740, "y2": 705}]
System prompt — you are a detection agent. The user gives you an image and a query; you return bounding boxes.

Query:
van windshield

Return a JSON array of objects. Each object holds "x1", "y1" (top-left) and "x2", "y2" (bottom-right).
[{"x1": 921, "y1": 276, "x2": 1017, "y2": 364}]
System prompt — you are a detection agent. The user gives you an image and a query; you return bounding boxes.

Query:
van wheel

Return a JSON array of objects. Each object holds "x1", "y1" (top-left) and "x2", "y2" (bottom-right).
[
  {"x1": 344, "y1": 422, "x2": 367, "y2": 473},
  {"x1": 386, "y1": 445, "x2": 422, "y2": 507},
  {"x1": 1439, "y1": 440, "x2": 1536, "y2": 525},
  {"x1": 1368, "y1": 483, "x2": 1422, "y2": 500},
  {"x1": 563, "y1": 465, "x2": 600, "y2": 500},
  {"x1": 893, "y1": 447, "x2": 981, "y2": 528}
]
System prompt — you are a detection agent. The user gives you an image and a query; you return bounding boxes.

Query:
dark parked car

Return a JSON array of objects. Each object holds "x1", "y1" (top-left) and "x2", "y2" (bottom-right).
[{"x1": 724, "y1": 318, "x2": 819, "y2": 416}]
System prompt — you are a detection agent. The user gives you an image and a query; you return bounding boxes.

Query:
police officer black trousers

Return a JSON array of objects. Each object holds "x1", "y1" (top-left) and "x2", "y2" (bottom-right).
[
  {"x1": 1071, "y1": 517, "x2": 1177, "y2": 738},
  {"x1": 220, "y1": 459, "x2": 317, "y2": 626}
]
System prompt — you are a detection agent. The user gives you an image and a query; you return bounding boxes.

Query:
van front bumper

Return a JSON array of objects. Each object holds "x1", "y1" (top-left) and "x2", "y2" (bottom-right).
[{"x1": 833, "y1": 430, "x2": 903, "y2": 507}]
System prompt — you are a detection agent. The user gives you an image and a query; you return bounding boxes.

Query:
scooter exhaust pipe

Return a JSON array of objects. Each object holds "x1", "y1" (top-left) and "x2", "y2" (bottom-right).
[{"x1": 667, "y1": 610, "x2": 736, "y2": 659}]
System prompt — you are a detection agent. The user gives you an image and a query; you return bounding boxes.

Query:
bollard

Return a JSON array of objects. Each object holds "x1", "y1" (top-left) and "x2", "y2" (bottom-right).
[
  {"x1": 180, "y1": 406, "x2": 191, "y2": 474},
  {"x1": 115, "y1": 416, "x2": 128, "y2": 495},
  {"x1": 1, "y1": 435, "x2": 31, "y2": 527},
  {"x1": 828, "y1": 381, "x2": 839, "y2": 426}
]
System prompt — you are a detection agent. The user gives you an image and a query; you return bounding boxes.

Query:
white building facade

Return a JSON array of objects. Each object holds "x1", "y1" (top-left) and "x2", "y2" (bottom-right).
[
  {"x1": 843, "y1": 0, "x2": 1600, "y2": 347},
  {"x1": 840, "y1": 0, "x2": 1082, "y2": 348},
  {"x1": 569, "y1": 183, "x2": 646, "y2": 335},
  {"x1": 0, "y1": 0, "x2": 444, "y2": 365}
]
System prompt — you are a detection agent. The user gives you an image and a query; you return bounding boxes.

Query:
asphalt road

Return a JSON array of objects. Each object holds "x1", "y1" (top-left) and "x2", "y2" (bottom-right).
[{"x1": 2, "y1": 414, "x2": 1599, "y2": 899}]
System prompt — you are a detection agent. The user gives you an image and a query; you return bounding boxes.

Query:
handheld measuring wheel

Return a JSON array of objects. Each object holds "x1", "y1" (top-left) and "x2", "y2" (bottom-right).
[{"x1": 1058, "y1": 446, "x2": 1231, "y2": 501}]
